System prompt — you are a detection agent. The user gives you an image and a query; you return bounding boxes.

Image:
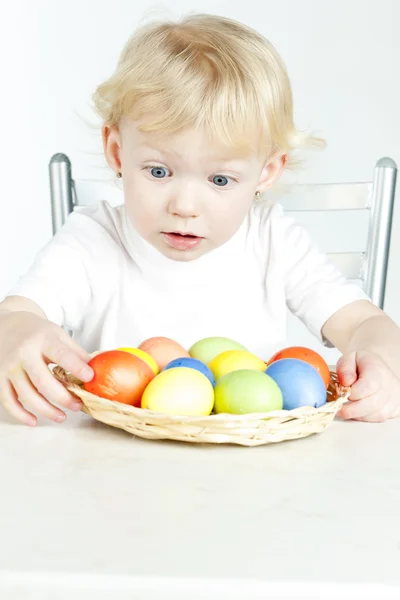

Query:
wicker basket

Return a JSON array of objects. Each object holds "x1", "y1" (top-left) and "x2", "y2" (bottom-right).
[{"x1": 53, "y1": 365, "x2": 350, "y2": 446}]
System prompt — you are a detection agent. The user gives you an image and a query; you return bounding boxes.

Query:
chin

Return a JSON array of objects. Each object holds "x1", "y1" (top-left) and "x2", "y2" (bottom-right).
[
  {"x1": 153, "y1": 239, "x2": 210, "y2": 262},
  {"x1": 162, "y1": 246, "x2": 208, "y2": 262}
]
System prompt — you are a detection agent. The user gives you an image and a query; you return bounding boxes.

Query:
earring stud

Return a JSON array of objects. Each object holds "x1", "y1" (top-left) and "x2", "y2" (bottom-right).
[
  {"x1": 255, "y1": 190, "x2": 261, "y2": 200},
  {"x1": 116, "y1": 172, "x2": 122, "y2": 179}
]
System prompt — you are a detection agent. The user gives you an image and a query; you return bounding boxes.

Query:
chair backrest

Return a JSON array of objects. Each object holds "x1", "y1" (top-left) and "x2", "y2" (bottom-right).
[{"x1": 49, "y1": 154, "x2": 397, "y2": 309}]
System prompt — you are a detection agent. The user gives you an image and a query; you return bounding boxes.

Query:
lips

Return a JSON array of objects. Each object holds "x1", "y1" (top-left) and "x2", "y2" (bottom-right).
[{"x1": 162, "y1": 231, "x2": 204, "y2": 251}]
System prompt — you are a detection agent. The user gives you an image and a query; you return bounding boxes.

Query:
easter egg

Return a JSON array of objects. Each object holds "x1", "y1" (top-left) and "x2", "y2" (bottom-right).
[
  {"x1": 163, "y1": 357, "x2": 216, "y2": 387},
  {"x1": 268, "y1": 346, "x2": 330, "y2": 388},
  {"x1": 209, "y1": 350, "x2": 266, "y2": 381},
  {"x1": 214, "y1": 370, "x2": 283, "y2": 414},
  {"x1": 141, "y1": 368, "x2": 214, "y2": 416},
  {"x1": 189, "y1": 336, "x2": 248, "y2": 365},
  {"x1": 83, "y1": 350, "x2": 154, "y2": 406},
  {"x1": 266, "y1": 358, "x2": 327, "y2": 410},
  {"x1": 138, "y1": 337, "x2": 190, "y2": 371},
  {"x1": 117, "y1": 347, "x2": 159, "y2": 375}
]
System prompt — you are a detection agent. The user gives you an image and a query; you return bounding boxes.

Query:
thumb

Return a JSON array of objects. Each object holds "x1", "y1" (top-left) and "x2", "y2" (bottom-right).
[
  {"x1": 58, "y1": 328, "x2": 93, "y2": 364},
  {"x1": 346, "y1": 351, "x2": 381, "y2": 400},
  {"x1": 336, "y1": 352, "x2": 358, "y2": 387},
  {"x1": 45, "y1": 339, "x2": 94, "y2": 383}
]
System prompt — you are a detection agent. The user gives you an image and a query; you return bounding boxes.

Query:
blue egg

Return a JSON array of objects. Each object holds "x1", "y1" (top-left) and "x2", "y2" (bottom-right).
[
  {"x1": 265, "y1": 358, "x2": 326, "y2": 410},
  {"x1": 163, "y1": 357, "x2": 216, "y2": 387}
]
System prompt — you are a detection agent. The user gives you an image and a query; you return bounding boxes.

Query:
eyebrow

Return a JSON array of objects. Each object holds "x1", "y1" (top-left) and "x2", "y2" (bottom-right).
[
  {"x1": 138, "y1": 143, "x2": 181, "y2": 159},
  {"x1": 138, "y1": 144, "x2": 247, "y2": 167}
]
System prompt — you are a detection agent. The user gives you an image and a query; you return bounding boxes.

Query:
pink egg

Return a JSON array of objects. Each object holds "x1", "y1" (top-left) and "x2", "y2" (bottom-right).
[{"x1": 138, "y1": 337, "x2": 190, "y2": 371}]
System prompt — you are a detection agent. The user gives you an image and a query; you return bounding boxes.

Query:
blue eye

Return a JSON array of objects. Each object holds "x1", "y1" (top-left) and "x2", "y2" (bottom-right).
[
  {"x1": 148, "y1": 166, "x2": 170, "y2": 178},
  {"x1": 212, "y1": 174, "x2": 232, "y2": 187}
]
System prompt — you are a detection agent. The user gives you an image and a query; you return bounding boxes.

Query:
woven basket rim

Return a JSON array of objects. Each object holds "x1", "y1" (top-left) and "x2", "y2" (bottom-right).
[{"x1": 52, "y1": 363, "x2": 350, "y2": 445}]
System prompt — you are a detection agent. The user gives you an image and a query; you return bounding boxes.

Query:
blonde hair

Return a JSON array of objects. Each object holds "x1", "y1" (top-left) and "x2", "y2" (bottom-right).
[{"x1": 92, "y1": 13, "x2": 324, "y2": 167}]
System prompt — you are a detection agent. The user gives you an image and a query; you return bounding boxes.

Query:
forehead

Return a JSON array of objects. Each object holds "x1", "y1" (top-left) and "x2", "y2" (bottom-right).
[{"x1": 120, "y1": 119, "x2": 260, "y2": 165}]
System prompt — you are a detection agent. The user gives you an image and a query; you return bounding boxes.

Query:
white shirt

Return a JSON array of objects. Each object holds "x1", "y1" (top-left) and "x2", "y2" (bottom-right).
[{"x1": 8, "y1": 201, "x2": 368, "y2": 359}]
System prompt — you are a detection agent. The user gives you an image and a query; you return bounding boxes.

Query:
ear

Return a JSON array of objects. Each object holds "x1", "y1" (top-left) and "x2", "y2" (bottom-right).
[
  {"x1": 257, "y1": 153, "x2": 287, "y2": 193},
  {"x1": 102, "y1": 124, "x2": 122, "y2": 173}
]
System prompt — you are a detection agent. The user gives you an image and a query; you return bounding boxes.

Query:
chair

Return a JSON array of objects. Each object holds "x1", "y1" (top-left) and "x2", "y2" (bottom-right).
[{"x1": 49, "y1": 154, "x2": 397, "y2": 310}]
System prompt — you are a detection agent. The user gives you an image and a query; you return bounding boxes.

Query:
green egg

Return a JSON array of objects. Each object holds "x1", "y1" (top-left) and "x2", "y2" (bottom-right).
[
  {"x1": 214, "y1": 369, "x2": 283, "y2": 415},
  {"x1": 189, "y1": 336, "x2": 248, "y2": 365}
]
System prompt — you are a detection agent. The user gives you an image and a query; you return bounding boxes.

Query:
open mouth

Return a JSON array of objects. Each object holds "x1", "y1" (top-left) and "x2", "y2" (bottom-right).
[{"x1": 161, "y1": 231, "x2": 204, "y2": 250}]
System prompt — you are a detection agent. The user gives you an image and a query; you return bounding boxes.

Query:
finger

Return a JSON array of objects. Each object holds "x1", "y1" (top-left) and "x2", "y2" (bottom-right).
[
  {"x1": 339, "y1": 393, "x2": 382, "y2": 420},
  {"x1": 58, "y1": 331, "x2": 93, "y2": 363},
  {"x1": 348, "y1": 353, "x2": 382, "y2": 400},
  {"x1": 44, "y1": 340, "x2": 94, "y2": 383},
  {"x1": 23, "y1": 358, "x2": 82, "y2": 412},
  {"x1": 336, "y1": 352, "x2": 358, "y2": 387},
  {"x1": 0, "y1": 380, "x2": 37, "y2": 426},
  {"x1": 356, "y1": 409, "x2": 390, "y2": 423},
  {"x1": 350, "y1": 378, "x2": 380, "y2": 401},
  {"x1": 11, "y1": 368, "x2": 66, "y2": 423}
]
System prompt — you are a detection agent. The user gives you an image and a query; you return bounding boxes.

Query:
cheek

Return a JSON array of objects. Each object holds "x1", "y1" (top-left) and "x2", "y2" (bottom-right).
[
  {"x1": 127, "y1": 200, "x2": 162, "y2": 236},
  {"x1": 208, "y1": 190, "x2": 253, "y2": 232},
  {"x1": 123, "y1": 174, "x2": 165, "y2": 226}
]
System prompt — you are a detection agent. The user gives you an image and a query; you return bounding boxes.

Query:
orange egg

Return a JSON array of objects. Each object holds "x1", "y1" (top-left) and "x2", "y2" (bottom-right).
[
  {"x1": 268, "y1": 346, "x2": 331, "y2": 389},
  {"x1": 83, "y1": 350, "x2": 154, "y2": 406},
  {"x1": 138, "y1": 337, "x2": 190, "y2": 371}
]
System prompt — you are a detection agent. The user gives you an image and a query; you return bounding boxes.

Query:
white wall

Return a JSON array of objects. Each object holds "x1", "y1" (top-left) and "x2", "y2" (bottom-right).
[{"x1": 1, "y1": 0, "x2": 399, "y2": 357}]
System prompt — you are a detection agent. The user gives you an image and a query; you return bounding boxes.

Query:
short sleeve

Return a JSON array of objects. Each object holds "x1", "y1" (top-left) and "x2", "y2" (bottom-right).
[
  {"x1": 281, "y1": 211, "x2": 369, "y2": 345},
  {"x1": 7, "y1": 214, "x2": 94, "y2": 331}
]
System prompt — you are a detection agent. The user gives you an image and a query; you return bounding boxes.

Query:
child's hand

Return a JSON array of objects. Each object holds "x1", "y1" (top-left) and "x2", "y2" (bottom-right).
[
  {"x1": 0, "y1": 311, "x2": 94, "y2": 426},
  {"x1": 336, "y1": 350, "x2": 400, "y2": 422}
]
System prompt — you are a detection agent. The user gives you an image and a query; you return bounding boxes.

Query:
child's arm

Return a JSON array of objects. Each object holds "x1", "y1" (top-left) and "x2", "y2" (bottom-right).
[
  {"x1": 0, "y1": 295, "x2": 48, "y2": 319},
  {"x1": 322, "y1": 299, "x2": 400, "y2": 421},
  {"x1": 276, "y1": 205, "x2": 400, "y2": 422},
  {"x1": 0, "y1": 206, "x2": 119, "y2": 426},
  {"x1": 322, "y1": 299, "x2": 400, "y2": 374}
]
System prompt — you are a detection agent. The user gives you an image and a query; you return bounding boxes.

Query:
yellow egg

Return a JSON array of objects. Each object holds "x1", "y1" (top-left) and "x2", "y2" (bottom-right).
[
  {"x1": 117, "y1": 347, "x2": 159, "y2": 375},
  {"x1": 209, "y1": 350, "x2": 266, "y2": 381},
  {"x1": 141, "y1": 368, "x2": 214, "y2": 416}
]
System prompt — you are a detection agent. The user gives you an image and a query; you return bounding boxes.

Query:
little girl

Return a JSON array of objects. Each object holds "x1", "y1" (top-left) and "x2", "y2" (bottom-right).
[{"x1": 1, "y1": 14, "x2": 400, "y2": 426}]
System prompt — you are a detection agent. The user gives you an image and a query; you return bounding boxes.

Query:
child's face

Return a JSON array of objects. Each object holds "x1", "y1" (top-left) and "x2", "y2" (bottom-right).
[{"x1": 103, "y1": 120, "x2": 284, "y2": 261}]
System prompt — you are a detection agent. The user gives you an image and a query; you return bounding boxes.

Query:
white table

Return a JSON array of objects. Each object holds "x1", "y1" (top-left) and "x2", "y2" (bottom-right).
[{"x1": 1, "y1": 406, "x2": 400, "y2": 600}]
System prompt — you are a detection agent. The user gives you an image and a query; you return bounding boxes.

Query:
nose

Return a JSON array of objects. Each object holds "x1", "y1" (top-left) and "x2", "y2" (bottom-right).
[{"x1": 167, "y1": 184, "x2": 200, "y2": 218}]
